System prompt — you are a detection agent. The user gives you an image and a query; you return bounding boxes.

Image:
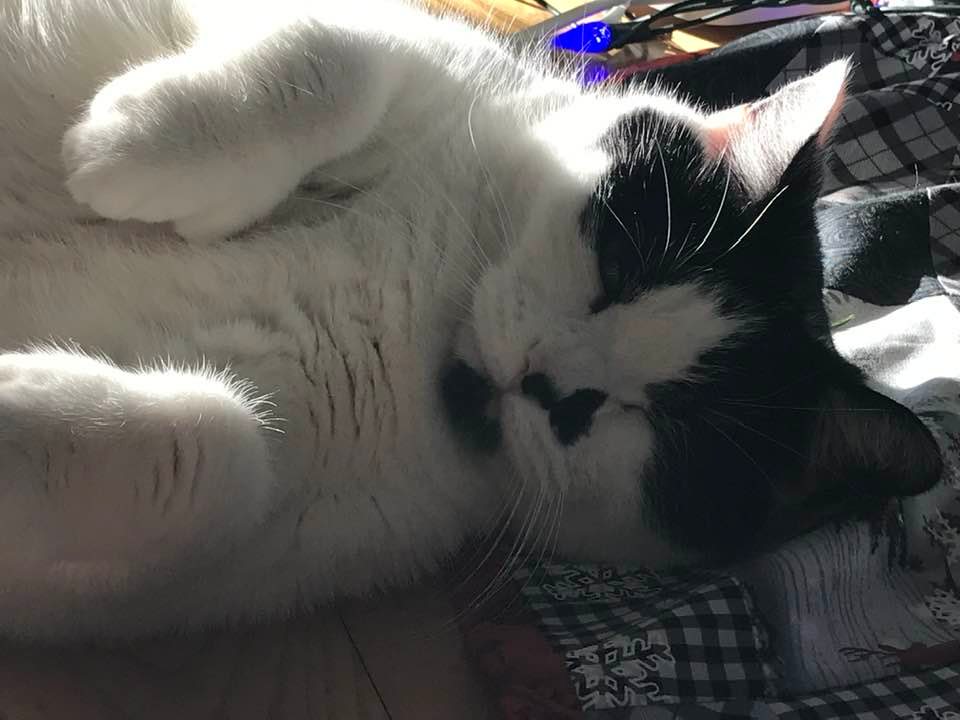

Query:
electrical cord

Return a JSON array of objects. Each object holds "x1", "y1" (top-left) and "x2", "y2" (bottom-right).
[
  {"x1": 510, "y1": 0, "x2": 634, "y2": 47},
  {"x1": 616, "y1": 0, "x2": 846, "y2": 43},
  {"x1": 527, "y1": 0, "x2": 848, "y2": 53},
  {"x1": 532, "y1": 0, "x2": 561, "y2": 15},
  {"x1": 516, "y1": 0, "x2": 960, "y2": 86}
]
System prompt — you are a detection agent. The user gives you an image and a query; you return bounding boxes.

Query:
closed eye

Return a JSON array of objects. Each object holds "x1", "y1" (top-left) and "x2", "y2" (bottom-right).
[
  {"x1": 591, "y1": 240, "x2": 645, "y2": 314},
  {"x1": 589, "y1": 294, "x2": 612, "y2": 314}
]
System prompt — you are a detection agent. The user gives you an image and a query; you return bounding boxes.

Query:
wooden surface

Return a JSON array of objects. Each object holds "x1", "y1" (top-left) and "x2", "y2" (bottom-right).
[
  {"x1": 0, "y1": 584, "x2": 495, "y2": 720},
  {"x1": 425, "y1": 0, "x2": 549, "y2": 32},
  {"x1": 428, "y1": 0, "x2": 760, "y2": 55}
]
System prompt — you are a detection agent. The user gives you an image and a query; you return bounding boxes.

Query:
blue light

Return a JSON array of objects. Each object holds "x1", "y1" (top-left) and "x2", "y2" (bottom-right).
[
  {"x1": 581, "y1": 62, "x2": 611, "y2": 86},
  {"x1": 552, "y1": 21, "x2": 614, "y2": 54}
]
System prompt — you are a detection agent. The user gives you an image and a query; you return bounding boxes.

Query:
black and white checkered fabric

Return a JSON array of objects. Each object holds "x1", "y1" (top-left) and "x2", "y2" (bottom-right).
[
  {"x1": 515, "y1": 564, "x2": 778, "y2": 710},
  {"x1": 777, "y1": 14, "x2": 960, "y2": 197},
  {"x1": 767, "y1": 665, "x2": 960, "y2": 719},
  {"x1": 582, "y1": 666, "x2": 960, "y2": 718}
]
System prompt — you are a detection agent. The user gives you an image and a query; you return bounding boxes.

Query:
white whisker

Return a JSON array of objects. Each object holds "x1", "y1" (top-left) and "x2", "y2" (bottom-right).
[
  {"x1": 602, "y1": 197, "x2": 645, "y2": 267},
  {"x1": 655, "y1": 141, "x2": 673, "y2": 273},
  {"x1": 675, "y1": 163, "x2": 731, "y2": 271},
  {"x1": 467, "y1": 484, "x2": 546, "y2": 611},
  {"x1": 291, "y1": 194, "x2": 478, "y2": 295},
  {"x1": 447, "y1": 475, "x2": 527, "y2": 602},
  {"x1": 701, "y1": 413, "x2": 772, "y2": 483},
  {"x1": 467, "y1": 92, "x2": 516, "y2": 258},
  {"x1": 374, "y1": 133, "x2": 495, "y2": 273},
  {"x1": 712, "y1": 184, "x2": 790, "y2": 264}
]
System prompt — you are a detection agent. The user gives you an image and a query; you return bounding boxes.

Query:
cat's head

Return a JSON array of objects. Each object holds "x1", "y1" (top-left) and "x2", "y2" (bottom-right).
[{"x1": 441, "y1": 61, "x2": 943, "y2": 566}]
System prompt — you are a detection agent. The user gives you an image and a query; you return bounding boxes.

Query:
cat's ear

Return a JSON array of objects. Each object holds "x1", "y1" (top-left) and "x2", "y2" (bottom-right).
[
  {"x1": 804, "y1": 377, "x2": 942, "y2": 503},
  {"x1": 759, "y1": 375, "x2": 941, "y2": 549},
  {"x1": 700, "y1": 60, "x2": 850, "y2": 200}
]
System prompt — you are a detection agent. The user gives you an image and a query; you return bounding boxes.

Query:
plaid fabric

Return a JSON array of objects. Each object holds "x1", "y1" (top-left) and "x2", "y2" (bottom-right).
[
  {"x1": 770, "y1": 14, "x2": 960, "y2": 196},
  {"x1": 515, "y1": 564, "x2": 778, "y2": 710},
  {"x1": 767, "y1": 665, "x2": 960, "y2": 719},
  {"x1": 931, "y1": 184, "x2": 960, "y2": 291},
  {"x1": 581, "y1": 666, "x2": 960, "y2": 718}
]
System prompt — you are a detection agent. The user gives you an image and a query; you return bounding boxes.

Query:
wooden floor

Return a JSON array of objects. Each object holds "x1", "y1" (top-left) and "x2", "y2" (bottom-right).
[{"x1": 0, "y1": 582, "x2": 499, "y2": 719}]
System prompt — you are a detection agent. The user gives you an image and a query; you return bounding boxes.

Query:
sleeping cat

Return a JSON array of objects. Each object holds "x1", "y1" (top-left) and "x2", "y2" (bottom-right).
[{"x1": 0, "y1": 0, "x2": 942, "y2": 640}]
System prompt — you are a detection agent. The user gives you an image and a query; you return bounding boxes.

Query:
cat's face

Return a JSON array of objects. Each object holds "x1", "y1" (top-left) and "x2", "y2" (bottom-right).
[{"x1": 442, "y1": 62, "x2": 943, "y2": 567}]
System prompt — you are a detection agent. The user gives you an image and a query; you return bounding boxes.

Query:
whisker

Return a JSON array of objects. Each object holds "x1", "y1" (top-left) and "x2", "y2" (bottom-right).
[
  {"x1": 718, "y1": 369, "x2": 828, "y2": 403},
  {"x1": 706, "y1": 408, "x2": 808, "y2": 461},
  {"x1": 655, "y1": 140, "x2": 673, "y2": 273},
  {"x1": 602, "y1": 197, "x2": 646, "y2": 270},
  {"x1": 445, "y1": 476, "x2": 527, "y2": 598},
  {"x1": 489, "y1": 490, "x2": 564, "y2": 619},
  {"x1": 465, "y1": 484, "x2": 547, "y2": 613},
  {"x1": 291, "y1": 194, "x2": 479, "y2": 306},
  {"x1": 701, "y1": 412, "x2": 772, "y2": 482},
  {"x1": 719, "y1": 400, "x2": 890, "y2": 412},
  {"x1": 467, "y1": 92, "x2": 515, "y2": 259},
  {"x1": 669, "y1": 225, "x2": 696, "y2": 275},
  {"x1": 711, "y1": 185, "x2": 790, "y2": 264},
  {"x1": 530, "y1": 488, "x2": 565, "y2": 587},
  {"x1": 372, "y1": 133, "x2": 496, "y2": 272},
  {"x1": 675, "y1": 163, "x2": 731, "y2": 271}
]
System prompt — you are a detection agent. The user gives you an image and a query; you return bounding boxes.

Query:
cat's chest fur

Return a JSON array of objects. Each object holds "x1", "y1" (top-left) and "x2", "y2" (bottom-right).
[{"x1": 0, "y1": 171, "x2": 500, "y2": 609}]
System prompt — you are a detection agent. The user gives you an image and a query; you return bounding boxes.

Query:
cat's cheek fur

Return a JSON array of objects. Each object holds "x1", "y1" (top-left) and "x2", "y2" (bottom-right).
[{"x1": 501, "y1": 397, "x2": 682, "y2": 565}]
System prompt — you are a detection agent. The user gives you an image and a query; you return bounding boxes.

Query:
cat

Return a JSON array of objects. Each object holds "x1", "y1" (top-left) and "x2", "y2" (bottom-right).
[{"x1": 0, "y1": 0, "x2": 942, "y2": 641}]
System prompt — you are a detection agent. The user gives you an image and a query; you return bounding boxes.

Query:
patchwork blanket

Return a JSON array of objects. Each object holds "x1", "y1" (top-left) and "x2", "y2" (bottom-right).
[{"x1": 461, "y1": 12, "x2": 960, "y2": 719}]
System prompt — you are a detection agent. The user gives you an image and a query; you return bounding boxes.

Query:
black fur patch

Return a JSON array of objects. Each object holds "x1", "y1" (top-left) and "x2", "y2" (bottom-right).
[
  {"x1": 440, "y1": 360, "x2": 501, "y2": 454},
  {"x1": 583, "y1": 109, "x2": 940, "y2": 558},
  {"x1": 549, "y1": 389, "x2": 607, "y2": 446}
]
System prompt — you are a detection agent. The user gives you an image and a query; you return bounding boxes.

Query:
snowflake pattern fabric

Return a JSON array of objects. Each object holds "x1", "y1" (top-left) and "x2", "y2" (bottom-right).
[
  {"x1": 567, "y1": 633, "x2": 676, "y2": 708},
  {"x1": 514, "y1": 565, "x2": 778, "y2": 710}
]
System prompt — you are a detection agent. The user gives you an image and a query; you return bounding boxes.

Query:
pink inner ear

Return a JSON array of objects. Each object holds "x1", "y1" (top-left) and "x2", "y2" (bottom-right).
[
  {"x1": 700, "y1": 104, "x2": 751, "y2": 160},
  {"x1": 816, "y1": 83, "x2": 847, "y2": 146},
  {"x1": 695, "y1": 60, "x2": 850, "y2": 198},
  {"x1": 699, "y1": 82, "x2": 847, "y2": 161}
]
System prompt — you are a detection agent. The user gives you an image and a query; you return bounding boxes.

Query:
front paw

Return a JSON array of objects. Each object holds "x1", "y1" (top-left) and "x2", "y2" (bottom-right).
[
  {"x1": 64, "y1": 57, "x2": 309, "y2": 241},
  {"x1": 63, "y1": 111, "x2": 166, "y2": 223},
  {"x1": 62, "y1": 61, "x2": 258, "y2": 241},
  {"x1": 63, "y1": 66, "x2": 206, "y2": 226}
]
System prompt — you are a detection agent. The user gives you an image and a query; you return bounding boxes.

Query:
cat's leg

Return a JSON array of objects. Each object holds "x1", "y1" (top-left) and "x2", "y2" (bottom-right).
[
  {"x1": 0, "y1": 348, "x2": 280, "y2": 607},
  {"x1": 63, "y1": 3, "x2": 416, "y2": 241}
]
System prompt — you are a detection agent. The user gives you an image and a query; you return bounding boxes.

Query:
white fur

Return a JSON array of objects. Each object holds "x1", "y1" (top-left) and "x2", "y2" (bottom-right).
[{"x1": 0, "y1": 0, "x2": 740, "y2": 639}]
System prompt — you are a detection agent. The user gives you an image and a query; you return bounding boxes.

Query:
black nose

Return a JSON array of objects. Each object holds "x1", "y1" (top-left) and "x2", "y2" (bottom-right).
[
  {"x1": 549, "y1": 389, "x2": 607, "y2": 446},
  {"x1": 520, "y1": 372, "x2": 558, "y2": 410}
]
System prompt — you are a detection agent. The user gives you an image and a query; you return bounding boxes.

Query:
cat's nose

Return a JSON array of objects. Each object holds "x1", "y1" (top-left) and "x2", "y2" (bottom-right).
[
  {"x1": 504, "y1": 340, "x2": 545, "y2": 389},
  {"x1": 520, "y1": 372, "x2": 558, "y2": 410}
]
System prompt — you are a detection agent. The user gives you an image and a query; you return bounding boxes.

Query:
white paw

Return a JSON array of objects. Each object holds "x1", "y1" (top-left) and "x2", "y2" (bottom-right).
[
  {"x1": 62, "y1": 60, "x2": 291, "y2": 241},
  {"x1": 0, "y1": 351, "x2": 279, "y2": 590},
  {"x1": 63, "y1": 115, "x2": 189, "y2": 225},
  {"x1": 63, "y1": 61, "x2": 202, "y2": 224}
]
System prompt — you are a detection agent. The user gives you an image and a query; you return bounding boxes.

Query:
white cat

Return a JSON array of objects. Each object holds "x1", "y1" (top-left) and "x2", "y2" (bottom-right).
[{"x1": 0, "y1": 0, "x2": 941, "y2": 641}]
